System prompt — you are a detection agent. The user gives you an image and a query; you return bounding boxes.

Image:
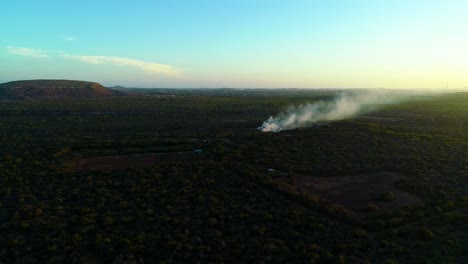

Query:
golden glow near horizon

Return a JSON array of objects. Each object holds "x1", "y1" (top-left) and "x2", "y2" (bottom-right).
[{"x1": 1, "y1": 1, "x2": 468, "y2": 89}]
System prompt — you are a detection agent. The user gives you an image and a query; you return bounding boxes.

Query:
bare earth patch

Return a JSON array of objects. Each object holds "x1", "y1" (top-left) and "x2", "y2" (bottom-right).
[
  {"x1": 275, "y1": 171, "x2": 421, "y2": 212},
  {"x1": 74, "y1": 150, "x2": 202, "y2": 171}
]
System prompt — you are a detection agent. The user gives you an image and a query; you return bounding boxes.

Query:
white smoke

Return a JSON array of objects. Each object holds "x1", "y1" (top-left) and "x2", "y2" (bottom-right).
[{"x1": 259, "y1": 90, "x2": 409, "y2": 132}]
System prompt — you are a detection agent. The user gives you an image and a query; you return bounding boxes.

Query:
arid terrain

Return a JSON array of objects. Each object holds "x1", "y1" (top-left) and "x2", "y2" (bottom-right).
[{"x1": 0, "y1": 82, "x2": 466, "y2": 263}]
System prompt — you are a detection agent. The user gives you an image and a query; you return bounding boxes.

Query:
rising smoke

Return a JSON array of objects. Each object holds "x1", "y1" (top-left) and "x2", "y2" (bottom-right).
[{"x1": 259, "y1": 90, "x2": 411, "y2": 132}]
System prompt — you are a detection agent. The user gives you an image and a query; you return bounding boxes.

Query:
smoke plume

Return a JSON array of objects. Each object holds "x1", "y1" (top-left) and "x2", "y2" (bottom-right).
[{"x1": 259, "y1": 90, "x2": 410, "y2": 132}]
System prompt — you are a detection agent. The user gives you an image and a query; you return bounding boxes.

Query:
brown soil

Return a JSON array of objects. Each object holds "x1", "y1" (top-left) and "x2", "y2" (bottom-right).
[
  {"x1": 274, "y1": 171, "x2": 421, "y2": 212},
  {"x1": 74, "y1": 151, "x2": 201, "y2": 171}
]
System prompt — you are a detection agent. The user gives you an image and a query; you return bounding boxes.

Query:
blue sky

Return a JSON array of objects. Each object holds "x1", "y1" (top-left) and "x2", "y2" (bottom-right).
[{"x1": 1, "y1": 0, "x2": 468, "y2": 88}]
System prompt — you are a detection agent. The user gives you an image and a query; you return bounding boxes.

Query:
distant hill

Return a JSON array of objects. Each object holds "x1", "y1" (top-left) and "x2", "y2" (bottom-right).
[{"x1": 0, "y1": 80, "x2": 126, "y2": 99}]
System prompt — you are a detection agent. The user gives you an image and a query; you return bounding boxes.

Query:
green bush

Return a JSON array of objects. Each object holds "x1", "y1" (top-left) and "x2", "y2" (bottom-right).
[
  {"x1": 376, "y1": 191, "x2": 394, "y2": 202},
  {"x1": 412, "y1": 227, "x2": 434, "y2": 241}
]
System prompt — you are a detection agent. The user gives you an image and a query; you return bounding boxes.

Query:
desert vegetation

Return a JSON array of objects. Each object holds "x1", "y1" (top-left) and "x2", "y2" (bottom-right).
[{"x1": 0, "y1": 87, "x2": 467, "y2": 263}]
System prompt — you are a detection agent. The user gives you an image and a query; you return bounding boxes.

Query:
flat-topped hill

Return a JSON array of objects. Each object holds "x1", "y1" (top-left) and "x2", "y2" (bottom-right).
[{"x1": 0, "y1": 80, "x2": 125, "y2": 99}]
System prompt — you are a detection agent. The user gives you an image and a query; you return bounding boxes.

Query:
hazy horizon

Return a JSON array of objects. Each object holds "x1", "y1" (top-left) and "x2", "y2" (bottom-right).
[
  {"x1": 1, "y1": 79, "x2": 466, "y2": 92},
  {"x1": 2, "y1": 1, "x2": 468, "y2": 90}
]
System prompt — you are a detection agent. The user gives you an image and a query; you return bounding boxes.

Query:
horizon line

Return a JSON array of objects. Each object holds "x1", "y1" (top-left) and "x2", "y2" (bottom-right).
[{"x1": 1, "y1": 79, "x2": 467, "y2": 91}]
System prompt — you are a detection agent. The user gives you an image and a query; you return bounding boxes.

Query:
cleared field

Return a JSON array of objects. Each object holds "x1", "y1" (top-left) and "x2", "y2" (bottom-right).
[
  {"x1": 273, "y1": 171, "x2": 421, "y2": 212},
  {"x1": 74, "y1": 150, "x2": 203, "y2": 171}
]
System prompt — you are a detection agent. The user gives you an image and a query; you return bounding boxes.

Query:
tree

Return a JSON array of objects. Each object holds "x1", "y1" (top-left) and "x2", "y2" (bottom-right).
[{"x1": 288, "y1": 164, "x2": 296, "y2": 188}]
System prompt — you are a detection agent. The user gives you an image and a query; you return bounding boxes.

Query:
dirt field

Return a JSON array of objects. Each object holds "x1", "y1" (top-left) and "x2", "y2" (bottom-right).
[
  {"x1": 74, "y1": 151, "x2": 420, "y2": 213},
  {"x1": 74, "y1": 150, "x2": 202, "y2": 171},
  {"x1": 273, "y1": 171, "x2": 421, "y2": 212}
]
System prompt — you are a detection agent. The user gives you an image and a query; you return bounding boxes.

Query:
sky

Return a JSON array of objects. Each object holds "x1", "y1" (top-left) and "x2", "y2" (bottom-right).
[{"x1": 1, "y1": 0, "x2": 468, "y2": 89}]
